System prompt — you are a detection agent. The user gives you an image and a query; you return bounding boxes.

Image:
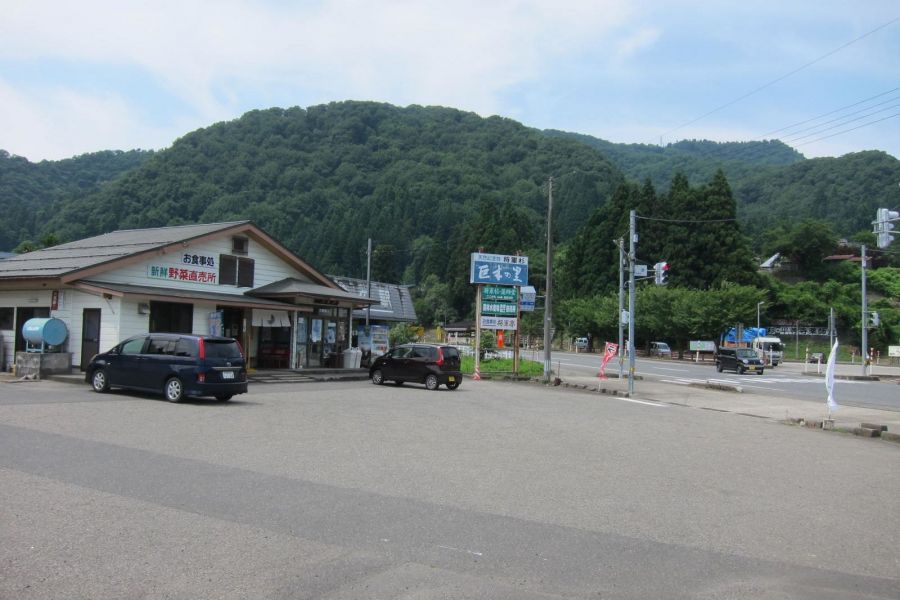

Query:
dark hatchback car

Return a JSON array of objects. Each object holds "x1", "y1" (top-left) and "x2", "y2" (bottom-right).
[
  {"x1": 369, "y1": 343, "x2": 462, "y2": 390},
  {"x1": 715, "y1": 347, "x2": 764, "y2": 375},
  {"x1": 85, "y1": 333, "x2": 248, "y2": 402}
]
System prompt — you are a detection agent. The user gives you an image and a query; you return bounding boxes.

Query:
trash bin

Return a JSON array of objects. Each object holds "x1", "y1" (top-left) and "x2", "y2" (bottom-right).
[{"x1": 343, "y1": 347, "x2": 362, "y2": 369}]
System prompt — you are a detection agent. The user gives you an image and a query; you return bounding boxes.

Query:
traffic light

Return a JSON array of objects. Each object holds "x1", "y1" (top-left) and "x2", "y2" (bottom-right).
[
  {"x1": 654, "y1": 262, "x2": 669, "y2": 285},
  {"x1": 874, "y1": 208, "x2": 899, "y2": 248},
  {"x1": 869, "y1": 311, "x2": 880, "y2": 327}
]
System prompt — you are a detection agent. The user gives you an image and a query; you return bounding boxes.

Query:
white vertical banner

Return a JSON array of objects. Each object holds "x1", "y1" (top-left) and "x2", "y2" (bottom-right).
[{"x1": 825, "y1": 339, "x2": 839, "y2": 415}]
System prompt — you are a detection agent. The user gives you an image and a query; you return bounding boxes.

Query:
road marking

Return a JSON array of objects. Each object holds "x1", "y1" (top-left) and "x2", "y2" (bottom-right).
[
  {"x1": 653, "y1": 367, "x2": 691, "y2": 372},
  {"x1": 437, "y1": 545, "x2": 483, "y2": 557},
  {"x1": 614, "y1": 397, "x2": 667, "y2": 407}
]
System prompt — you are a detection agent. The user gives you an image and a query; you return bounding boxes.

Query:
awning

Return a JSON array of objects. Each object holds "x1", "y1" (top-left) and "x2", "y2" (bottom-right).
[
  {"x1": 251, "y1": 309, "x2": 291, "y2": 327},
  {"x1": 74, "y1": 280, "x2": 303, "y2": 311}
]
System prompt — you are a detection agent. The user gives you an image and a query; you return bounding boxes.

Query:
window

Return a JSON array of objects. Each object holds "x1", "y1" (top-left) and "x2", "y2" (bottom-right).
[
  {"x1": 0, "y1": 307, "x2": 12, "y2": 330},
  {"x1": 232, "y1": 236, "x2": 248, "y2": 254},
  {"x1": 174, "y1": 338, "x2": 197, "y2": 357},
  {"x1": 121, "y1": 338, "x2": 146, "y2": 355},
  {"x1": 149, "y1": 301, "x2": 193, "y2": 333},
  {"x1": 219, "y1": 254, "x2": 254, "y2": 287},
  {"x1": 147, "y1": 337, "x2": 176, "y2": 355}
]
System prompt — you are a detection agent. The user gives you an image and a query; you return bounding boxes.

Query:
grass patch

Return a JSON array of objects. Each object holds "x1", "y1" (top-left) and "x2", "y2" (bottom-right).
[{"x1": 461, "y1": 356, "x2": 544, "y2": 377}]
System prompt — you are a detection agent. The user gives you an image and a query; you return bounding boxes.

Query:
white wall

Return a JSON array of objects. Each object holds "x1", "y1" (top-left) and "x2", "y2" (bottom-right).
[{"x1": 93, "y1": 237, "x2": 313, "y2": 292}]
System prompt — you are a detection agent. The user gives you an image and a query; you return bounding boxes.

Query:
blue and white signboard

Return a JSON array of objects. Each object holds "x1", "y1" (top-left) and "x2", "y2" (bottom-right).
[
  {"x1": 519, "y1": 285, "x2": 536, "y2": 312},
  {"x1": 470, "y1": 253, "x2": 529, "y2": 286}
]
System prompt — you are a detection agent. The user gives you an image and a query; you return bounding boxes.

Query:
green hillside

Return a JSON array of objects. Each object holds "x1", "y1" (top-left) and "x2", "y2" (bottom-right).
[
  {"x1": 544, "y1": 132, "x2": 805, "y2": 188},
  {"x1": 38, "y1": 101, "x2": 624, "y2": 279},
  {"x1": 0, "y1": 149, "x2": 153, "y2": 251}
]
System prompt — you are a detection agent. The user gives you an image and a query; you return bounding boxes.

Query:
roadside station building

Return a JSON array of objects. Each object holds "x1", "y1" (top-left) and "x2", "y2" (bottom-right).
[{"x1": 0, "y1": 221, "x2": 375, "y2": 372}]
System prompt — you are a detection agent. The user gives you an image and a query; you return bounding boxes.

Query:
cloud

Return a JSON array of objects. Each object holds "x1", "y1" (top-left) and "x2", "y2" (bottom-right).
[
  {"x1": 0, "y1": 79, "x2": 183, "y2": 160},
  {"x1": 614, "y1": 26, "x2": 661, "y2": 61}
]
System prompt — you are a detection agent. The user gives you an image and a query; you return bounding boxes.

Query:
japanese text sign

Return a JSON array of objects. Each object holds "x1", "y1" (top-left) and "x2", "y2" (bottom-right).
[{"x1": 470, "y1": 253, "x2": 529, "y2": 286}]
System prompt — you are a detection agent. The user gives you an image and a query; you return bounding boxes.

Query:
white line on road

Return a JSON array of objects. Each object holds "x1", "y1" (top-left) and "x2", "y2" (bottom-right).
[
  {"x1": 653, "y1": 367, "x2": 691, "y2": 372},
  {"x1": 437, "y1": 545, "x2": 484, "y2": 557},
  {"x1": 613, "y1": 397, "x2": 667, "y2": 407}
]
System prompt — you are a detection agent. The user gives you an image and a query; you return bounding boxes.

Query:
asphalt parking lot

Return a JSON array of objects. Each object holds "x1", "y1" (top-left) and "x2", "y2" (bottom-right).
[{"x1": 1, "y1": 377, "x2": 898, "y2": 599}]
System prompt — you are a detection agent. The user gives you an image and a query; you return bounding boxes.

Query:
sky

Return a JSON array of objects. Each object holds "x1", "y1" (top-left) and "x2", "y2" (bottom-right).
[{"x1": 1, "y1": 1, "x2": 898, "y2": 162}]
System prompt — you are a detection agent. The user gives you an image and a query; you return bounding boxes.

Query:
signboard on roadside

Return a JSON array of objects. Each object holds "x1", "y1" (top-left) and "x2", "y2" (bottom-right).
[
  {"x1": 470, "y1": 253, "x2": 529, "y2": 286},
  {"x1": 480, "y1": 316, "x2": 517, "y2": 330},
  {"x1": 519, "y1": 285, "x2": 536, "y2": 312},
  {"x1": 481, "y1": 301, "x2": 518, "y2": 316},
  {"x1": 889, "y1": 346, "x2": 900, "y2": 358},
  {"x1": 482, "y1": 285, "x2": 518, "y2": 302},
  {"x1": 690, "y1": 340, "x2": 717, "y2": 352}
]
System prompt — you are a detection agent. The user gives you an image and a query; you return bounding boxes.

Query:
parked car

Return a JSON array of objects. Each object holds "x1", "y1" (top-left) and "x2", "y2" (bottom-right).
[
  {"x1": 85, "y1": 333, "x2": 248, "y2": 402},
  {"x1": 574, "y1": 337, "x2": 589, "y2": 350},
  {"x1": 369, "y1": 343, "x2": 462, "y2": 390},
  {"x1": 808, "y1": 352, "x2": 825, "y2": 363},
  {"x1": 715, "y1": 347, "x2": 764, "y2": 375},
  {"x1": 649, "y1": 341, "x2": 672, "y2": 358}
]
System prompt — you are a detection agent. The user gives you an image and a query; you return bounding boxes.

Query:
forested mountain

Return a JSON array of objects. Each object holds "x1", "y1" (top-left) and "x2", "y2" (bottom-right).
[
  {"x1": 545, "y1": 132, "x2": 805, "y2": 189},
  {"x1": 0, "y1": 149, "x2": 153, "y2": 251},
  {"x1": 35, "y1": 102, "x2": 624, "y2": 284},
  {"x1": 735, "y1": 150, "x2": 900, "y2": 240}
]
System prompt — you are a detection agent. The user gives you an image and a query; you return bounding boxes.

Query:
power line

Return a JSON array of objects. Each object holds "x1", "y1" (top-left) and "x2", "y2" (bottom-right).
[
  {"x1": 796, "y1": 111, "x2": 900, "y2": 146},
  {"x1": 782, "y1": 101, "x2": 900, "y2": 143},
  {"x1": 762, "y1": 86, "x2": 900, "y2": 136},
  {"x1": 660, "y1": 15, "x2": 900, "y2": 141}
]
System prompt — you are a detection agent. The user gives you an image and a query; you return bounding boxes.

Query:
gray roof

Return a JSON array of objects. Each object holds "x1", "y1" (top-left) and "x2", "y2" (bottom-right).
[
  {"x1": 0, "y1": 222, "x2": 250, "y2": 279},
  {"x1": 77, "y1": 281, "x2": 299, "y2": 310},
  {"x1": 249, "y1": 278, "x2": 375, "y2": 305},
  {"x1": 329, "y1": 276, "x2": 418, "y2": 323}
]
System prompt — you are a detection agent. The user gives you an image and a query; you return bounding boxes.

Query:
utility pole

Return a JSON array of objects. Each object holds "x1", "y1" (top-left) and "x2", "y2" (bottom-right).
[
  {"x1": 861, "y1": 244, "x2": 868, "y2": 375},
  {"x1": 543, "y1": 177, "x2": 554, "y2": 381},
  {"x1": 617, "y1": 237, "x2": 625, "y2": 380},
  {"x1": 365, "y1": 238, "x2": 372, "y2": 331},
  {"x1": 627, "y1": 210, "x2": 636, "y2": 395}
]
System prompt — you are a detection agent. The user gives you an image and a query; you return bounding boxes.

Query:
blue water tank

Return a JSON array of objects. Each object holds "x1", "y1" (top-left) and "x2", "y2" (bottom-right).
[{"x1": 22, "y1": 318, "x2": 69, "y2": 347}]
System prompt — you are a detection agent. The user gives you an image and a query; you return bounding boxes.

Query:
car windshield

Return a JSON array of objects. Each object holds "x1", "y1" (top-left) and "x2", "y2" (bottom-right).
[{"x1": 735, "y1": 349, "x2": 757, "y2": 358}]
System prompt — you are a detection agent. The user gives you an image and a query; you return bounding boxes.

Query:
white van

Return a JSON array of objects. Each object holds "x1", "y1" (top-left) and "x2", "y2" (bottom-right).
[
  {"x1": 574, "y1": 337, "x2": 589, "y2": 351},
  {"x1": 752, "y1": 336, "x2": 783, "y2": 366}
]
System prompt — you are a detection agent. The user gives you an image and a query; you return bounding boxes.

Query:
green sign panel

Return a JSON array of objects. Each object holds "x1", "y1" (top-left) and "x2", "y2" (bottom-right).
[
  {"x1": 481, "y1": 301, "x2": 519, "y2": 316},
  {"x1": 482, "y1": 285, "x2": 518, "y2": 302}
]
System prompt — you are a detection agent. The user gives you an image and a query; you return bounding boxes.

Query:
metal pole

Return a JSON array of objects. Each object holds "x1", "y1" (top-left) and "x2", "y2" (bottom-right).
[
  {"x1": 365, "y1": 237, "x2": 372, "y2": 331},
  {"x1": 861, "y1": 244, "x2": 868, "y2": 376},
  {"x1": 543, "y1": 177, "x2": 554, "y2": 381},
  {"x1": 617, "y1": 237, "x2": 625, "y2": 380},
  {"x1": 475, "y1": 284, "x2": 482, "y2": 377},
  {"x1": 627, "y1": 210, "x2": 636, "y2": 395}
]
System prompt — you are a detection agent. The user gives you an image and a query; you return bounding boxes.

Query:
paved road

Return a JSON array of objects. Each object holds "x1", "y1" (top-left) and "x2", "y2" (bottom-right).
[
  {"x1": 1, "y1": 378, "x2": 898, "y2": 599},
  {"x1": 552, "y1": 351, "x2": 900, "y2": 411}
]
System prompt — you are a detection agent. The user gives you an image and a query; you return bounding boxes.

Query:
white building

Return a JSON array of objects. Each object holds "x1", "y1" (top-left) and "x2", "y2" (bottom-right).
[{"x1": 0, "y1": 221, "x2": 374, "y2": 372}]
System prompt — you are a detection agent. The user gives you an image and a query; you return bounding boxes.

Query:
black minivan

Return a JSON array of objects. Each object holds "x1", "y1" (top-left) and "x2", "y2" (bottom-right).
[
  {"x1": 85, "y1": 333, "x2": 248, "y2": 402},
  {"x1": 369, "y1": 343, "x2": 462, "y2": 390}
]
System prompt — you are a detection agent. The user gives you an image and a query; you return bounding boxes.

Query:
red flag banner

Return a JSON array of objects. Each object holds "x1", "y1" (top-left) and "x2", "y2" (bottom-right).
[{"x1": 598, "y1": 342, "x2": 619, "y2": 379}]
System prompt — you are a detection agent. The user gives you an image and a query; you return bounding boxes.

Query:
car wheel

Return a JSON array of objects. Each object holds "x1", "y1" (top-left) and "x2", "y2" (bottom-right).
[
  {"x1": 757, "y1": 370, "x2": 764, "y2": 376},
  {"x1": 165, "y1": 377, "x2": 185, "y2": 403},
  {"x1": 716, "y1": 363, "x2": 723, "y2": 373},
  {"x1": 425, "y1": 374, "x2": 439, "y2": 391},
  {"x1": 215, "y1": 394, "x2": 233, "y2": 402},
  {"x1": 371, "y1": 369, "x2": 385, "y2": 385},
  {"x1": 91, "y1": 369, "x2": 109, "y2": 393},
  {"x1": 446, "y1": 380, "x2": 460, "y2": 390}
]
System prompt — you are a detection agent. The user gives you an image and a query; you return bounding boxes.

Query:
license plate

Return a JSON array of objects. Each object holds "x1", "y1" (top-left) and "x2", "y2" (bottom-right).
[
  {"x1": 448, "y1": 376, "x2": 455, "y2": 382},
  {"x1": 747, "y1": 366, "x2": 756, "y2": 371},
  {"x1": 221, "y1": 371, "x2": 235, "y2": 380}
]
